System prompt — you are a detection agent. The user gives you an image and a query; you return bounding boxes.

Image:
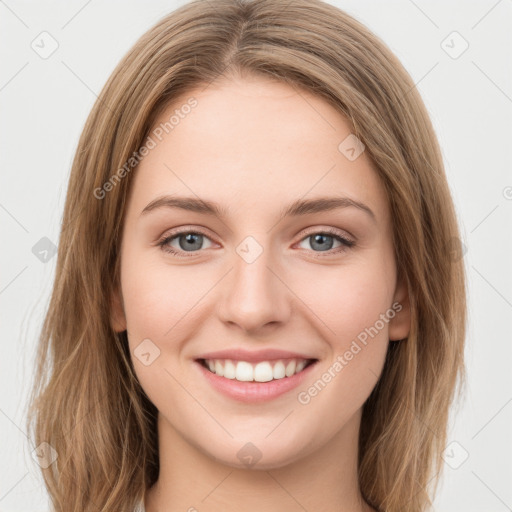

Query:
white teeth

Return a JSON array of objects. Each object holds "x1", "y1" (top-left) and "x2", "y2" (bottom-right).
[
  {"x1": 203, "y1": 358, "x2": 313, "y2": 382},
  {"x1": 214, "y1": 360, "x2": 224, "y2": 377},
  {"x1": 295, "y1": 360, "x2": 307, "y2": 373},
  {"x1": 285, "y1": 360, "x2": 296, "y2": 377},
  {"x1": 254, "y1": 362, "x2": 273, "y2": 382},
  {"x1": 223, "y1": 360, "x2": 236, "y2": 379},
  {"x1": 273, "y1": 361, "x2": 286, "y2": 379},
  {"x1": 235, "y1": 361, "x2": 254, "y2": 381}
]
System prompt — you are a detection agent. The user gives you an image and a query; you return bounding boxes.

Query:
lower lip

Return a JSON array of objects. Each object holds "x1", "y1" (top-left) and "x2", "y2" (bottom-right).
[{"x1": 194, "y1": 360, "x2": 318, "y2": 403}]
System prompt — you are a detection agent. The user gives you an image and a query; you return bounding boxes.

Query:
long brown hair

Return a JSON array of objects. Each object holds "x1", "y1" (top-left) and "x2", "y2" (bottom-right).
[{"x1": 26, "y1": 1, "x2": 467, "y2": 510}]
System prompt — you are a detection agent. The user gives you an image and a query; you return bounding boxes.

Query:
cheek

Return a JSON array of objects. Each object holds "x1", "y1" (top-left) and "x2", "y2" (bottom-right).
[
  {"x1": 292, "y1": 258, "x2": 394, "y2": 431},
  {"x1": 120, "y1": 250, "x2": 201, "y2": 338},
  {"x1": 294, "y1": 255, "x2": 395, "y2": 347}
]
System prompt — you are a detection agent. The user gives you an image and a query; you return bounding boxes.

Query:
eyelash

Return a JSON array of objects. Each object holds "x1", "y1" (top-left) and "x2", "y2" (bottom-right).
[{"x1": 156, "y1": 226, "x2": 355, "y2": 259}]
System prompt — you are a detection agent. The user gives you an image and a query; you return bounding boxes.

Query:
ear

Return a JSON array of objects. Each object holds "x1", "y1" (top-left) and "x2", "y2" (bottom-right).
[
  {"x1": 388, "y1": 272, "x2": 411, "y2": 341},
  {"x1": 110, "y1": 283, "x2": 127, "y2": 333}
]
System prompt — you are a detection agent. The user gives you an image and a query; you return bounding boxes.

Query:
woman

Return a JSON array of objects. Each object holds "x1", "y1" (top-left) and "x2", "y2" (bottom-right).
[{"x1": 27, "y1": 1, "x2": 467, "y2": 511}]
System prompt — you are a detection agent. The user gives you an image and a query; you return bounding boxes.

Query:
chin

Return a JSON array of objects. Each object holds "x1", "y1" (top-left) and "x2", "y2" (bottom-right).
[{"x1": 202, "y1": 436, "x2": 314, "y2": 472}]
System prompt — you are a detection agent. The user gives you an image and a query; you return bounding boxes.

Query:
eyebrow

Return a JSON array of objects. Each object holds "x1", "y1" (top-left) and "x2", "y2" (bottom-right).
[{"x1": 140, "y1": 195, "x2": 376, "y2": 222}]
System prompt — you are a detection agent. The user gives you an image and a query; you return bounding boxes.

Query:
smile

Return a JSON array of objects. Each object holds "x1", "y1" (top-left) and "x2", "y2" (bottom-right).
[
  {"x1": 199, "y1": 358, "x2": 316, "y2": 382},
  {"x1": 195, "y1": 356, "x2": 319, "y2": 403}
]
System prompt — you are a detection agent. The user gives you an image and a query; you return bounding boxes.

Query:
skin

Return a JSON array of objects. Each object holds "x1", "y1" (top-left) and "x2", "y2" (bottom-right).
[{"x1": 111, "y1": 74, "x2": 411, "y2": 512}]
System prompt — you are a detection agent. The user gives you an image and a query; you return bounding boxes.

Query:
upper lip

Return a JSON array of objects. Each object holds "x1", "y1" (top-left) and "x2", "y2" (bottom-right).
[{"x1": 195, "y1": 348, "x2": 317, "y2": 363}]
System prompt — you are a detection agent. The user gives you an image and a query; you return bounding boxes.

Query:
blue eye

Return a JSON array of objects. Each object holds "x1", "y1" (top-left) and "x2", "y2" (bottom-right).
[
  {"x1": 158, "y1": 230, "x2": 213, "y2": 255},
  {"x1": 297, "y1": 230, "x2": 355, "y2": 253},
  {"x1": 157, "y1": 227, "x2": 355, "y2": 258}
]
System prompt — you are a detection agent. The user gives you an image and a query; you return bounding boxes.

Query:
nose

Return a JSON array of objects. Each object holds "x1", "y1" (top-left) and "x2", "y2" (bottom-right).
[{"x1": 217, "y1": 238, "x2": 291, "y2": 334}]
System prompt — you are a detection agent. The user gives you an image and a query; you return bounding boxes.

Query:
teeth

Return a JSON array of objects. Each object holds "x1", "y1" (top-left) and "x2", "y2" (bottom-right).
[
  {"x1": 214, "y1": 360, "x2": 224, "y2": 377},
  {"x1": 224, "y1": 360, "x2": 236, "y2": 379},
  {"x1": 236, "y1": 361, "x2": 254, "y2": 382},
  {"x1": 273, "y1": 361, "x2": 286, "y2": 379},
  {"x1": 254, "y1": 362, "x2": 273, "y2": 382},
  {"x1": 285, "y1": 360, "x2": 296, "y2": 377},
  {"x1": 203, "y1": 358, "x2": 313, "y2": 382},
  {"x1": 296, "y1": 360, "x2": 307, "y2": 372}
]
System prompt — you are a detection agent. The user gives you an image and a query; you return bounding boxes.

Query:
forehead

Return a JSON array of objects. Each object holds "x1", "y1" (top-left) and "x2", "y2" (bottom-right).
[{"x1": 127, "y1": 76, "x2": 389, "y2": 224}]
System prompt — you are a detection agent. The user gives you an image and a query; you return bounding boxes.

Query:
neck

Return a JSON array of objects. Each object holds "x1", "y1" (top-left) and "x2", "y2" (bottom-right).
[{"x1": 145, "y1": 409, "x2": 374, "y2": 512}]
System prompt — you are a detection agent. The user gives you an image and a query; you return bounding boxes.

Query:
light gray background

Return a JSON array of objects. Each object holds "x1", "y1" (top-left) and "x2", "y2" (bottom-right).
[{"x1": 1, "y1": 1, "x2": 511, "y2": 510}]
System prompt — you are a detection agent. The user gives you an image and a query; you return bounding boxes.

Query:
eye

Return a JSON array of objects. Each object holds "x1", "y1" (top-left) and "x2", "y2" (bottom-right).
[
  {"x1": 157, "y1": 228, "x2": 214, "y2": 257},
  {"x1": 295, "y1": 227, "x2": 355, "y2": 257}
]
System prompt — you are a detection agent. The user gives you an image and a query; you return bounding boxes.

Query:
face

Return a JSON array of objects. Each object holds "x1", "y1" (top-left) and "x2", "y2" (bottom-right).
[{"x1": 111, "y1": 74, "x2": 410, "y2": 470}]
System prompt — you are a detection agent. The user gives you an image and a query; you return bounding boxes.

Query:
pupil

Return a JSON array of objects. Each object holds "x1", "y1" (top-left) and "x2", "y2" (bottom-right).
[
  {"x1": 312, "y1": 234, "x2": 333, "y2": 251},
  {"x1": 180, "y1": 233, "x2": 202, "y2": 251}
]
